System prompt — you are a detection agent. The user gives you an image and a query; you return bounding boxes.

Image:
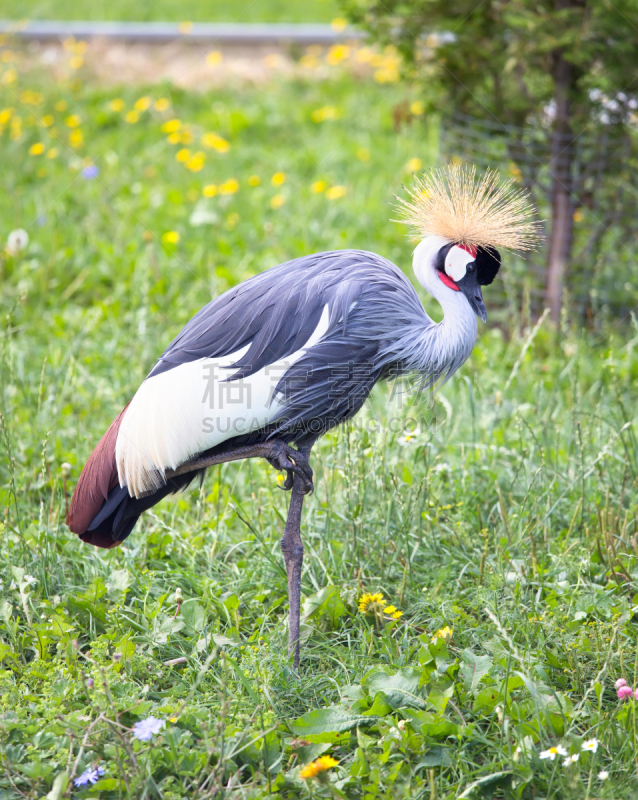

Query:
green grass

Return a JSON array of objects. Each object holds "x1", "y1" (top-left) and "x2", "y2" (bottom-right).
[
  {"x1": 2, "y1": 53, "x2": 638, "y2": 800},
  {"x1": 0, "y1": 0, "x2": 340, "y2": 24}
]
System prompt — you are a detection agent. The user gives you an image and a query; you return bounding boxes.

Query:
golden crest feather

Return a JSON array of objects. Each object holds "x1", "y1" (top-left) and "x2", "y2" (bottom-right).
[{"x1": 394, "y1": 164, "x2": 543, "y2": 251}]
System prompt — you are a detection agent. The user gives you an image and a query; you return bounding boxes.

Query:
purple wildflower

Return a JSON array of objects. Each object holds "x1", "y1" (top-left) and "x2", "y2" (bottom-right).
[
  {"x1": 132, "y1": 716, "x2": 165, "y2": 741},
  {"x1": 82, "y1": 165, "x2": 99, "y2": 179},
  {"x1": 74, "y1": 766, "x2": 105, "y2": 786}
]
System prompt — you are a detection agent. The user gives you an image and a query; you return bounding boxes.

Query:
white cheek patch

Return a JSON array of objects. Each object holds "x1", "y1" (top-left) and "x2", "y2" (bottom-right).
[{"x1": 445, "y1": 246, "x2": 475, "y2": 282}]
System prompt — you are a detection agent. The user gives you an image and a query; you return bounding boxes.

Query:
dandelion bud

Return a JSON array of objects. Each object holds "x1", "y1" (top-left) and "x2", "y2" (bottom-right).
[
  {"x1": 174, "y1": 587, "x2": 183, "y2": 603},
  {"x1": 61, "y1": 462, "x2": 72, "y2": 479},
  {"x1": 86, "y1": 677, "x2": 94, "y2": 689},
  {"x1": 617, "y1": 684, "x2": 633, "y2": 700},
  {"x1": 615, "y1": 678, "x2": 627, "y2": 689}
]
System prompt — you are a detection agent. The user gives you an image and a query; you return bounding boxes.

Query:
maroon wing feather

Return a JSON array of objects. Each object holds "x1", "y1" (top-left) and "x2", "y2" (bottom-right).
[{"x1": 66, "y1": 404, "x2": 129, "y2": 544}]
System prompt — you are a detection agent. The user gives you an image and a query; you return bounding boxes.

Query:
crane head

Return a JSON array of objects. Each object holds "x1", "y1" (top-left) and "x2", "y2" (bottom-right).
[{"x1": 431, "y1": 241, "x2": 500, "y2": 323}]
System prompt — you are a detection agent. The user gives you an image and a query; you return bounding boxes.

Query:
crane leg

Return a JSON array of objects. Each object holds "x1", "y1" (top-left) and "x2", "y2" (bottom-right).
[
  {"x1": 280, "y1": 440, "x2": 316, "y2": 670},
  {"x1": 164, "y1": 437, "x2": 317, "y2": 668}
]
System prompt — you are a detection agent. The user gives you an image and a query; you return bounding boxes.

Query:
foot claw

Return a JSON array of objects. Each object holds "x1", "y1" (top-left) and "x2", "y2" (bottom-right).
[{"x1": 267, "y1": 442, "x2": 314, "y2": 495}]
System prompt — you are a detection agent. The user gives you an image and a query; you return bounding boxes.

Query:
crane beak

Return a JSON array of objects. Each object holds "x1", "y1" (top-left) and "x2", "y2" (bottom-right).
[{"x1": 457, "y1": 270, "x2": 487, "y2": 323}]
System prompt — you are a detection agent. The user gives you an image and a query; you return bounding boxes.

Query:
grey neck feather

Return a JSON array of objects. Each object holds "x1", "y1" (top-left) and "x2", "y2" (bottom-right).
[{"x1": 409, "y1": 236, "x2": 478, "y2": 385}]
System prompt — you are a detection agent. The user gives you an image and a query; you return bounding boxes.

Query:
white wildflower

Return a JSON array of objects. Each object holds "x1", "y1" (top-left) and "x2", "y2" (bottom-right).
[
  {"x1": 540, "y1": 745, "x2": 567, "y2": 761},
  {"x1": 581, "y1": 738, "x2": 599, "y2": 753},
  {"x1": 598, "y1": 770, "x2": 609, "y2": 780},
  {"x1": 6, "y1": 229, "x2": 29, "y2": 255}
]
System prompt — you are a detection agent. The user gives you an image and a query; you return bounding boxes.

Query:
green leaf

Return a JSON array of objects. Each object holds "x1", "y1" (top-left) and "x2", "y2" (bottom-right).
[
  {"x1": 363, "y1": 691, "x2": 393, "y2": 717},
  {"x1": 295, "y1": 742, "x2": 332, "y2": 764},
  {"x1": 92, "y1": 778, "x2": 119, "y2": 790},
  {"x1": 0, "y1": 642, "x2": 16, "y2": 662},
  {"x1": 458, "y1": 771, "x2": 513, "y2": 797},
  {"x1": 302, "y1": 585, "x2": 346, "y2": 628},
  {"x1": 291, "y1": 706, "x2": 374, "y2": 735},
  {"x1": 106, "y1": 568, "x2": 131, "y2": 594},
  {"x1": 460, "y1": 649, "x2": 493, "y2": 693},
  {"x1": 45, "y1": 771, "x2": 69, "y2": 800},
  {"x1": 181, "y1": 599, "x2": 206, "y2": 631},
  {"x1": 365, "y1": 668, "x2": 427, "y2": 709}
]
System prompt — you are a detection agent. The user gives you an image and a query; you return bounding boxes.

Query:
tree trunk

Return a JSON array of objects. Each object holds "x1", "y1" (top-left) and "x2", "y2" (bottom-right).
[{"x1": 546, "y1": 49, "x2": 575, "y2": 322}]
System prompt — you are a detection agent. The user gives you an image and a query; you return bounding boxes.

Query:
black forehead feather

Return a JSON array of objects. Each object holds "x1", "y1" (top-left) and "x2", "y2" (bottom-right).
[{"x1": 475, "y1": 247, "x2": 501, "y2": 286}]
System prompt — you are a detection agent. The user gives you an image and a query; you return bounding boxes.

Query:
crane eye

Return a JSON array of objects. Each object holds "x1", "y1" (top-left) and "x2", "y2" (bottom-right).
[{"x1": 467, "y1": 263, "x2": 476, "y2": 272}]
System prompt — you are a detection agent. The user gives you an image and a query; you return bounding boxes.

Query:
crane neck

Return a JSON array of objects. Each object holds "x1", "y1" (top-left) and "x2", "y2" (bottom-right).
[{"x1": 411, "y1": 237, "x2": 478, "y2": 377}]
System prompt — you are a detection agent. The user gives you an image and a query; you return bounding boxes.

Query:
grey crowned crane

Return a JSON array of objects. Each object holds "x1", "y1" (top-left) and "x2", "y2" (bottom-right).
[{"x1": 67, "y1": 165, "x2": 539, "y2": 667}]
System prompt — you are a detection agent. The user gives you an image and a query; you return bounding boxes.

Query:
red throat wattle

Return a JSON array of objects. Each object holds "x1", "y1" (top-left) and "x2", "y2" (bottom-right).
[{"x1": 439, "y1": 272, "x2": 460, "y2": 291}]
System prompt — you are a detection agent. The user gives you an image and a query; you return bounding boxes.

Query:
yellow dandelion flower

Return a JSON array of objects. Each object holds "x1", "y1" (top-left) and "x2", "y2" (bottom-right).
[
  {"x1": 331, "y1": 17, "x2": 348, "y2": 32},
  {"x1": 206, "y1": 50, "x2": 222, "y2": 67},
  {"x1": 356, "y1": 147, "x2": 370, "y2": 162},
  {"x1": 29, "y1": 142, "x2": 45, "y2": 155},
  {"x1": 69, "y1": 55, "x2": 83, "y2": 70},
  {"x1": 109, "y1": 98, "x2": 125, "y2": 112},
  {"x1": 271, "y1": 172, "x2": 286, "y2": 187},
  {"x1": 326, "y1": 185, "x2": 346, "y2": 200},
  {"x1": 162, "y1": 231, "x2": 180, "y2": 244},
  {"x1": 431, "y1": 625, "x2": 453, "y2": 643},
  {"x1": 65, "y1": 114, "x2": 81, "y2": 128},
  {"x1": 248, "y1": 175, "x2": 261, "y2": 187},
  {"x1": 383, "y1": 605, "x2": 404, "y2": 620},
  {"x1": 311, "y1": 106, "x2": 339, "y2": 123},
  {"x1": 176, "y1": 148, "x2": 191, "y2": 163},
  {"x1": 55, "y1": 100, "x2": 68, "y2": 112},
  {"x1": 180, "y1": 128, "x2": 194, "y2": 145},
  {"x1": 1, "y1": 68, "x2": 16, "y2": 84},
  {"x1": 202, "y1": 184, "x2": 218, "y2": 197},
  {"x1": 201, "y1": 132, "x2": 230, "y2": 152},
  {"x1": 326, "y1": 44, "x2": 350, "y2": 65},
  {"x1": 135, "y1": 96, "x2": 151, "y2": 111},
  {"x1": 300, "y1": 54, "x2": 318, "y2": 69},
  {"x1": 358, "y1": 592, "x2": 385, "y2": 614},
  {"x1": 125, "y1": 110, "x2": 140, "y2": 124},
  {"x1": 47, "y1": 147, "x2": 58, "y2": 159},
  {"x1": 270, "y1": 194, "x2": 285, "y2": 209},
  {"x1": 69, "y1": 129, "x2": 84, "y2": 148},
  {"x1": 154, "y1": 98, "x2": 170, "y2": 112},
  {"x1": 167, "y1": 132, "x2": 181, "y2": 144},
  {"x1": 311, "y1": 180, "x2": 327, "y2": 193},
  {"x1": 300, "y1": 755, "x2": 339, "y2": 779},
  {"x1": 410, "y1": 100, "x2": 425, "y2": 116},
  {"x1": 178, "y1": 21, "x2": 193, "y2": 34},
  {"x1": 162, "y1": 118, "x2": 181, "y2": 134},
  {"x1": 573, "y1": 208, "x2": 584, "y2": 222},
  {"x1": 42, "y1": 114, "x2": 54, "y2": 127},
  {"x1": 219, "y1": 178, "x2": 239, "y2": 195},
  {"x1": 406, "y1": 157, "x2": 422, "y2": 172},
  {"x1": 185, "y1": 152, "x2": 205, "y2": 172},
  {"x1": 0, "y1": 108, "x2": 12, "y2": 125}
]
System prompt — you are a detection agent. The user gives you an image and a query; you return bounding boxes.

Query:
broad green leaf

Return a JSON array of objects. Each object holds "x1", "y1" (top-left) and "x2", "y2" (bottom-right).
[
  {"x1": 302, "y1": 585, "x2": 346, "y2": 628},
  {"x1": 295, "y1": 742, "x2": 331, "y2": 764},
  {"x1": 181, "y1": 599, "x2": 206, "y2": 631},
  {"x1": 45, "y1": 771, "x2": 69, "y2": 800},
  {"x1": 106, "y1": 568, "x2": 131, "y2": 594},
  {"x1": 291, "y1": 706, "x2": 374, "y2": 735},
  {"x1": 363, "y1": 691, "x2": 393, "y2": 717},
  {"x1": 365, "y1": 668, "x2": 427, "y2": 709},
  {"x1": 458, "y1": 771, "x2": 513, "y2": 797},
  {"x1": 460, "y1": 649, "x2": 493, "y2": 693}
]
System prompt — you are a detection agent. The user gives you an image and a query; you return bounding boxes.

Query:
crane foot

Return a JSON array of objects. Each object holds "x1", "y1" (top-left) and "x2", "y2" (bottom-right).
[{"x1": 265, "y1": 441, "x2": 314, "y2": 495}]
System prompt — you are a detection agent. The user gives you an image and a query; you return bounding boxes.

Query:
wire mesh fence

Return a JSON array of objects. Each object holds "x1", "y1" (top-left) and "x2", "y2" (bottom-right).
[{"x1": 440, "y1": 110, "x2": 638, "y2": 323}]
